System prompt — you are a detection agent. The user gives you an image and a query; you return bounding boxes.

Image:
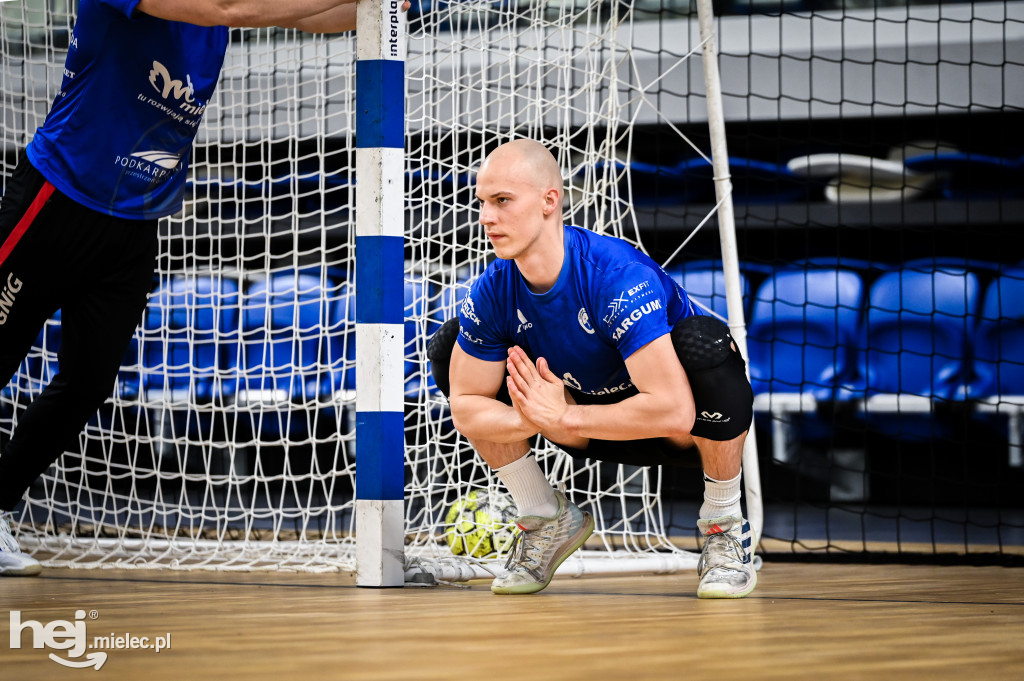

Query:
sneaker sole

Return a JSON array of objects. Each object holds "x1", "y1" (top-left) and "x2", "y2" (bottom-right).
[
  {"x1": 696, "y1": 569, "x2": 757, "y2": 599},
  {"x1": 491, "y1": 511, "x2": 595, "y2": 595},
  {"x1": 0, "y1": 562, "x2": 43, "y2": 577}
]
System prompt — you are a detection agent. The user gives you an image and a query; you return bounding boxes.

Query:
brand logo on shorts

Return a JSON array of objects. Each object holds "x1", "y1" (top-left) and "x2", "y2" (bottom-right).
[
  {"x1": 577, "y1": 308, "x2": 595, "y2": 334},
  {"x1": 698, "y1": 410, "x2": 730, "y2": 423},
  {"x1": 0, "y1": 273, "x2": 23, "y2": 326},
  {"x1": 562, "y1": 372, "x2": 582, "y2": 391}
]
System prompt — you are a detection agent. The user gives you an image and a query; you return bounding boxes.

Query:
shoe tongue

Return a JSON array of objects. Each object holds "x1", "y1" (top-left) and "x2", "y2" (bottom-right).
[{"x1": 697, "y1": 517, "x2": 739, "y2": 535}]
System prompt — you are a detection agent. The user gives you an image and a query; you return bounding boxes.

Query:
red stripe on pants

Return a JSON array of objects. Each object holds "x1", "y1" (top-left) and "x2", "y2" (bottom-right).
[{"x1": 0, "y1": 181, "x2": 56, "y2": 269}]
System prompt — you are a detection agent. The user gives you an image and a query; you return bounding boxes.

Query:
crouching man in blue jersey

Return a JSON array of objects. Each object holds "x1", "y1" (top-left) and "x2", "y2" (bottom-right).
[
  {"x1": 427, "y1": 139, "x2": 757, "y2": 598},
  {"x1": 0, "y1": 0, "x2": 408, "y2": 576}
]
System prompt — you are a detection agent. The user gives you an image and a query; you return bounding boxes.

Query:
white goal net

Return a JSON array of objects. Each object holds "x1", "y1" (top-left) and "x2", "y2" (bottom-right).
[{"x1": 1, "y1": 0, "x2": 753, "y2": 578}]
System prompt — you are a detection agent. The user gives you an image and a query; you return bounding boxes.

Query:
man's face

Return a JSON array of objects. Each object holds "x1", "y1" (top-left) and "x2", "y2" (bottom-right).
[{"x1": 475, "y1": 156, "x2": 550, "y2": 261}]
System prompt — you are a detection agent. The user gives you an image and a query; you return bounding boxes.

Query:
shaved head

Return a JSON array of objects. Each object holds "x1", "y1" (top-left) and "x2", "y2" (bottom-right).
[{"x1": 479, "y1": 139, "x2": 564, "y2": 200}]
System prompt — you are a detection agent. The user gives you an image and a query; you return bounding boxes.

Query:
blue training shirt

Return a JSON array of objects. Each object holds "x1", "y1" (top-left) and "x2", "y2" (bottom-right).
[
  {"x1": 457, "y1": 224, "x2": 702, "y2": 396},
  {"x1": 26, "y1": 0, "x2": 229, "y2": 219}
]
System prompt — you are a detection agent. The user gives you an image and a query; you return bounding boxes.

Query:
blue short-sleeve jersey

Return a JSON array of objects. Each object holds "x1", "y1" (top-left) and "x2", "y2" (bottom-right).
[
  {"x1": 457, "y1": 224, "x2": 702, "y2": 396},
  {"x1": 26, "y1": 0, "x2": 229, "y2": 219}
]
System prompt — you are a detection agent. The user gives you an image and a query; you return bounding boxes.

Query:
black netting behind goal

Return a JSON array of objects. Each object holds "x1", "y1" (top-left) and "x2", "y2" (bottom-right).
[{"x1": 635, "y1": 0, "x2": 1024, "y2": 563}]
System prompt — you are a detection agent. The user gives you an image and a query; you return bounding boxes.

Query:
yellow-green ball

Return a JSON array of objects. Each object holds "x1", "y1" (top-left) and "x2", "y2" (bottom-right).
[{"x1": 445, "y1": 490, "x2": 517, "y2": 558}]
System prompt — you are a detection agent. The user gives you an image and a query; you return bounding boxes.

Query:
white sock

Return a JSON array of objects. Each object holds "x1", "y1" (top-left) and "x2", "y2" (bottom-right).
[
  {"x1": 699, "y1": 471, "x2": 742, "y2": 520},
  {"x1": 496, "y1": 454, "x2": 558, "y2": 518}
]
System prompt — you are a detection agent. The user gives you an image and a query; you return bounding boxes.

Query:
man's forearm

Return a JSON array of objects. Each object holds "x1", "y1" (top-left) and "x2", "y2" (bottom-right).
[
  {"x1": 136, "y1": 0, "x2": 358, "y2": 29},
  {"x1": 560, "y1": 392, "x2": 695, "y2": 442},
  {"x1": 289, "y1": 3, "x2": 356, "y2": 33},
  {"x1": 450, "y1": 395, "x2": 540, "y2": 444}
]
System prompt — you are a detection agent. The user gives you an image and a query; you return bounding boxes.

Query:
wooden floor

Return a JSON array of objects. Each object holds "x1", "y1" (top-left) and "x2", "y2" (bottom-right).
[{"x1": 2, "y1": 562, "x2": 1022, "y2": 680}]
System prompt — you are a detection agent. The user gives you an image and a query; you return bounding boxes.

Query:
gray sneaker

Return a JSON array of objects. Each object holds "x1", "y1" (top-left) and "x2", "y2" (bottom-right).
[
  {"x1": 696, "y1": 516, "x2": 756, "y2": 599},
  {"x1": 0, "y1": 512, "x2": 42, "y2": 577},
  {"x1": 491, "y1": 491, "x2": 594, "y2": 595}
]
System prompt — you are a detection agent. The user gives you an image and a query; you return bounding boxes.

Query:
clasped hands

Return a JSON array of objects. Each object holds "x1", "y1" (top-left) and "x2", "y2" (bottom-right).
[{"x1": 505, "y1": 345, "x2": 571, "y2": 435}]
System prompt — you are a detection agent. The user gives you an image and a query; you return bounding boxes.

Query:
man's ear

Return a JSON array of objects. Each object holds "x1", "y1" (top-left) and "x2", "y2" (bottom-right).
[{"x1": 542, "y1": 187, "x2": 561, "y2": 215}]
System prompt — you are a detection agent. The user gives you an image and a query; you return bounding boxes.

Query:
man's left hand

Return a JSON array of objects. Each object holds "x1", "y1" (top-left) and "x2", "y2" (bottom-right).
[{"x1": 505, "y1": 346, "x2": 568, "y2": 432}]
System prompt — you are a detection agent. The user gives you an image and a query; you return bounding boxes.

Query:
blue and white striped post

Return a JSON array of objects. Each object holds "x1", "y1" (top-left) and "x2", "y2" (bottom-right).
[{"x1": 354, "y1": 0, "x2": 406, "y2": 587}]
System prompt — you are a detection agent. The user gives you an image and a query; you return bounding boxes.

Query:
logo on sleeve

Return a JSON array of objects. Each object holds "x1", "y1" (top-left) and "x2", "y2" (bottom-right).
[
  {"x1": 610, "y1": 299, "x2": 662, "y2": 341},
  {"x1": 460, "y1": 295, "x2": 481, "y2": 325},
  {"x1": 602, "y1": 292, "x2": 630, "y2": 325}
]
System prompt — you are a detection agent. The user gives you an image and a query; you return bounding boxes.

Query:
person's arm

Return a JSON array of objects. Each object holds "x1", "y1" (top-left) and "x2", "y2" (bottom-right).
[
  {"x1": 449, "y1": 342, "x2": 541, "y2": 444},
  {"x1": 506, "y1": 334, "x2": 696, "y2": 441},
  {"x1": 135, "y1": 0, "x2": 358, "y2": 31}
]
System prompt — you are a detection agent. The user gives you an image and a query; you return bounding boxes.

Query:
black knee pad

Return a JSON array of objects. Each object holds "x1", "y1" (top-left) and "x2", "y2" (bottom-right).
[
  {"x1": 426, "y1": 317, "x2": 512, "y2": 405},
  {"x1": 671, "y1": 315, "x2": 753, "y2": 441},
  {"x1": 426, "y1": 317, "x2": 460, "y2": 398}
]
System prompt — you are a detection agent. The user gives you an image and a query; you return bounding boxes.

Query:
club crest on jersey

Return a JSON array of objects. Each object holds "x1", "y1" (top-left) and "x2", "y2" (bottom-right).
[{"x1": 577, "y1": 307, "x2": 595, "y2": 334}]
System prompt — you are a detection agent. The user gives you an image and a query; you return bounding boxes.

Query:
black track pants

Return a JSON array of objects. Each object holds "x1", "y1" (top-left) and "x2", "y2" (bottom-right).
[{"x1": 0, "y1": 156, "x2": 158, "y2": 511}]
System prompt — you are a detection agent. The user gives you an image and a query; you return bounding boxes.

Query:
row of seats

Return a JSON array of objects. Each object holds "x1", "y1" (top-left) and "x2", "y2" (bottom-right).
[
  {"x1": 729, "y1": 263, "x2": 1024, "y2": 402},
  {"x1": 724, "y1": 262, "x2": 1023, "y2": 465},
  {"x1": 3, "y1": 272, "x2": 358, "y2": 409},
  {"x1": 8, "y1": 262, "x2": 1023, "y2": 404},
  {"x1": 4, "y1": 263, "x2": 1022, "y2": 460}
]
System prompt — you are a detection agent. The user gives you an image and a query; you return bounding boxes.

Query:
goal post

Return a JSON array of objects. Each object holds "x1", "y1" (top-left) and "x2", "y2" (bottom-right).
[
  {"x1": 695, "y1": 0, "x2": 763, "y2": 550},
  {"x1": 354, "y1": 0, "x2": 407, "y2": 588}
]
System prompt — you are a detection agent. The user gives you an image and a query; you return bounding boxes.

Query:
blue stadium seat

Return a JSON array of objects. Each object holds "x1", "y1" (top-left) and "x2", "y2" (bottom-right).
[
  {"x1": 323, "y1": 277, "x2": 356, "y2": 399},
  {"x1": 141, "y1": 275, "x2": 241, "y2": 403},
  {"x1": 405, "y1": 273, "x2": 440, "y2": 397},
  {"x1": 970, "y1": 268, "x2": 1024, "y2": 467},
  {"x1": 747, "y1": 268, "x2": 865, "y2": 400},
  {"x1": 667, "y1": 261, "x2": 749, "y2": 319},
  {"x1": 972, "y1": 268, "x2": 1024, "y2": 399},
  {"x1": 0, "y1": 312, "x2": 61, "y2": 417},
  {"x1": 235, "y1": 271, "x2": 342, "y2": 442},
  {"x1": 238, "y1": 272, "x2": 331, "y2": 404},
  {"x1": 745, "y1": 268, "x2": 865, "y2": 462},
  {"x1": 861, "y1": 266, "x2": 980, "y2": 401}
]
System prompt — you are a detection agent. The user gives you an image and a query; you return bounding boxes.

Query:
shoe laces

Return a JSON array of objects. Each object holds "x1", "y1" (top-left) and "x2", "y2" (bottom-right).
[
  {"x1": 698, "y1": 528, "x2": 745, "y2": 574},
  {"x1": 503, "y1": 524, "x2": 548, "y2": 572}
]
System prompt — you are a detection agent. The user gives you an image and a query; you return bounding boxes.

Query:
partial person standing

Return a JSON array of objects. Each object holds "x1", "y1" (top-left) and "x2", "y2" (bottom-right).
[{"x1": 0, "y1": 0, "x2": 407, "y2": 575}]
